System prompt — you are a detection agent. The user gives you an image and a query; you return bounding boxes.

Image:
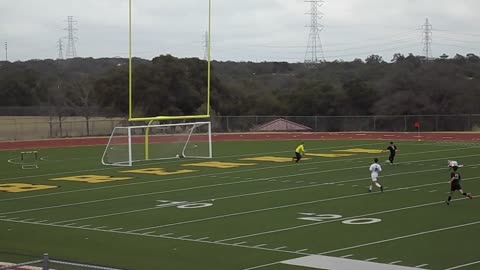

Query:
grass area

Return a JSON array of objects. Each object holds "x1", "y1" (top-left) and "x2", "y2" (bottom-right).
[{"x1": 1, "y1": 139, "x2": 479, "y2": 270}]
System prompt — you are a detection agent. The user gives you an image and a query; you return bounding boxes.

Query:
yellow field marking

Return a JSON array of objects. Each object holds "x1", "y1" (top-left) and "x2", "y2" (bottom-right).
[
  {"x1": 241, "y1": 156, "x2": 311, "y2": 163},
  {"x1": 51, "y1": 175, "x2": 132, "y2": 184},
  {"x1": 0, "y1": 183, "x2": 58, "y2": 193},
  {"x1": 334, "y1": 148, "x2": 383, "y2": 154},
  {"x1": 307, "y1": 153, "x2": 355, "y2": 158},
  {"x1": 120, "y1": 168, "x2": 196, "y2": 176},
  {"x1": 183, "y1": 161, "x2": 256, "y2": 169}
]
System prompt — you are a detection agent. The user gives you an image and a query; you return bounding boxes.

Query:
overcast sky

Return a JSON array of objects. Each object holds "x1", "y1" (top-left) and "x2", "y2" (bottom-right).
[{"x1": 0, "y1": 0, "x2": 479, "y2": 62}]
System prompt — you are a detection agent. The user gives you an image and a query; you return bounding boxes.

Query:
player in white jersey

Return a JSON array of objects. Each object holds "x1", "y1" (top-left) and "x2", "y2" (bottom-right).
[
  {"x1": 369, "y1": 158, "x2": 384, "y2": 192},
  {"x1": 448, "y1": 160, "x2": 463, "y2": 170}
]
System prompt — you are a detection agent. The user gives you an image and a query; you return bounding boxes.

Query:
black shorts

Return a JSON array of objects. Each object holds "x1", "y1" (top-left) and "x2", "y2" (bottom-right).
[
  {"x1": 451, "y1": 183, "x2": 462, "y2": 191},
  {"x1": 295, "y1": 152, "x2": 302, "y2": 159}
]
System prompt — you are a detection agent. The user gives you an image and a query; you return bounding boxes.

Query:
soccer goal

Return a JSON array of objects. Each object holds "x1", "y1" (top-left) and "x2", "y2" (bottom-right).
[{"x1": 102, "y1": 122, "x2": 212, "y2": 166}]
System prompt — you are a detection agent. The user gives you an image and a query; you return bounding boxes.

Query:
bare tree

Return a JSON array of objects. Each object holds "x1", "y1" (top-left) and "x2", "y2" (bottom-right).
[
  {"x1": 65, "y1": 75, "x2": 97, "y2": 136},
  {"x1": 48, "y1": 81, "x2": 71, "y2": 137}
]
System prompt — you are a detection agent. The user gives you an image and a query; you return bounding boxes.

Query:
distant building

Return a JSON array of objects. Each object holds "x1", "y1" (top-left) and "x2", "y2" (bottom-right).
[{"x1": 253, "y1": 118, "x2": 312, "y2": 132}]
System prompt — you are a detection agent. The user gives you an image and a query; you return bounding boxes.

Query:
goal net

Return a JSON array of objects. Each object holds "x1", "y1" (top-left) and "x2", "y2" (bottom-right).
[{"x1": 102, "y1": 122, "x2": 212, "y2": 166}]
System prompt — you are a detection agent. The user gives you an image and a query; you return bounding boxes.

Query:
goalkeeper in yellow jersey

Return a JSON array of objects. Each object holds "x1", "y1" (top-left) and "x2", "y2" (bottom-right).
[{"x1": 292, "y1": 142, "x2": 305, "y2": 163}]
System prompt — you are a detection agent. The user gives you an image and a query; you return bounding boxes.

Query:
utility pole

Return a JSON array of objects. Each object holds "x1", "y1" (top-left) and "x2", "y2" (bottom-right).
[
  {"x1": 65, "y1": 16, "x2": 78, "y2": 58},
  {"x1": 422, "y1": 18, "x2": 432, "y2": 60},
  {"x1": 304, "y1": 0, "x2": 325, "y2": 65},
  {"x1": 57, "y1": 39, "x2": 64, "y2": 60},
  {"x1": 4, "y1": 41, "x2": 7, "y2": 61}
]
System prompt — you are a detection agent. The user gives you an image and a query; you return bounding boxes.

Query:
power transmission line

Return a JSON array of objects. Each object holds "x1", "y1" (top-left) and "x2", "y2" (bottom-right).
[
  {"x1": 4, "y1": 41, "x2": 7, "y2": 61},
  {"x1": 304, "y1": 0, "x2": 325, "y2": 65},
  {"x1": 57, "y1": 38, "x2": 64, "y2": 60},
  {"x1": 203, "y1": 30, "x2": 209, "y2": 60},
  {"x1": 65, "y1": 16, "x2": 78, "y2": 58},
  {"x1": 422, "y1": 18, "x2": 432, "y2": 60}
]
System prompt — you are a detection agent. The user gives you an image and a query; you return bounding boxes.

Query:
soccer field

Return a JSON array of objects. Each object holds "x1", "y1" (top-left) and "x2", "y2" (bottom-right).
[{"x1": 1, "y1": 139, "x2": 479, "y2": 270}]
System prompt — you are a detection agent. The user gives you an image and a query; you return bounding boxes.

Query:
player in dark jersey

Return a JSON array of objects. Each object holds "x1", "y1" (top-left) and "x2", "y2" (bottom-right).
[
  {"x1": 446, "y1": 166, "x2": 473, "y2": 205},
  {"x1": 382, "y1": 141, "x2": 398, "y2": 165}
]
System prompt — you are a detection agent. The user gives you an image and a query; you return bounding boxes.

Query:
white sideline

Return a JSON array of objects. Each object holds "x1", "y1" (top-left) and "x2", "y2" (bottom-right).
[
  {"x1": 0, "y1": 142, "x2": 474, "y2": 203},
  {"x1": 320, "y1": 220, "x2": 480, "y2": 255},
  {"x1": 444, "y1": 261, "x2": 480, "y2": 270},
  {"x1": 0, "y1": 197, "x2": 478, "y2": 268}
]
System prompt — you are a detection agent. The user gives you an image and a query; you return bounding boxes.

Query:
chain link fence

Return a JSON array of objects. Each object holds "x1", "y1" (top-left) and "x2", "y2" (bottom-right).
[
  {"x1": 1, "y1": 115, "x2": 480, "y2": 141},
  {"x1": 211, "y1": 115, "x2": 480, "y2": 133}
]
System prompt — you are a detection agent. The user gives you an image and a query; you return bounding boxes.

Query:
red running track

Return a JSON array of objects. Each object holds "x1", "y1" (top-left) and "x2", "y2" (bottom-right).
[{"x1": 1, "y1": 132, "x2": 480, "y2": 150}]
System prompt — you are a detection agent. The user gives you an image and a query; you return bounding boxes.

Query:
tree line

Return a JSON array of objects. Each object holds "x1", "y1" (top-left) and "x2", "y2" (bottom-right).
[{"x1": 1, "y1": 53, "x2": 480, "y2": 125}]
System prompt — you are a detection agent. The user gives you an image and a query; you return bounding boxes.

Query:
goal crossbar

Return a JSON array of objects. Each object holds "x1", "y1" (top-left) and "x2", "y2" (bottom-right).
[{"x1": 102, "y1": 121, "x2": 212, "y2": 166}]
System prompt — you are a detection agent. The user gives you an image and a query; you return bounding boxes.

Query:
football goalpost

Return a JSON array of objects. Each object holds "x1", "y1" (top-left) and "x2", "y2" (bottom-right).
[{"x1": 102, "y1": 0, "x2": 213, "y2": 166}]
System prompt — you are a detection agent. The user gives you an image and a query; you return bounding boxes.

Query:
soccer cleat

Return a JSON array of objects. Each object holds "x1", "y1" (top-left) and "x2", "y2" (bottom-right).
[
  {"x1": 467, "y1": 193, "x2": 473, "y2": 199},
  {"x1": 445, "y1": 200, "x2": 450, "y2": 206},
  {"x1": 368, "y1": 189, "x2": 372, "y2": 193},
  {"x1": 380, "y1": 186, "x2": 384, "y2": 192}
]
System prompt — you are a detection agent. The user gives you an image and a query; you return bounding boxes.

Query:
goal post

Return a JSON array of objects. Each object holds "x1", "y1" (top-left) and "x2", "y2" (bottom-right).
[{"x1": 102, "y1": 122, "x2": 212, "y2": 166}]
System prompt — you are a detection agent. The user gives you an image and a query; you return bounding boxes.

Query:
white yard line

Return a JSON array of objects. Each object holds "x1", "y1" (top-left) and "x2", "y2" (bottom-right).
[
  {"x1": 341, "y1": 254, "x2": 354, "y2": 258},
  {"x1": 1, "y1": 143, "x2": 473, "y2": 203},
  {"x1": 390, "y1": 261, "x2": 402, "y2": 264},
  {"x1": 320, "y1": 221, "x2": 480, "y2": 255},
  {"x1": 6, "y1": 156, "x2": 476, "y2": 217},
  {"x1": 1, "y1": 209, "x2": 478, "y2": 270},
  {"x1": 299, "y1": 167, "x2": 318, "y2": 171},
  {"x1": 242, "y1": 261, "x2": 280, "y2": 270},
  {"x1": 127, "y1": 176, "x2": 480, "y2": 233},
  {"x1": 209, "y1": 179, "x2": 480, "y2": 243},
  {"x1": 0, "y1": 141, "x2": 384, "y2": 186},
  {"x1": 365, "y1": 257, "x2": 378, "y2": 261},
  {"x1": 444, "y1": 261, "x2": 480, "y2": 270},
  {"x1": 415, "y1": 264, "x2": 429, "y2": 268}
]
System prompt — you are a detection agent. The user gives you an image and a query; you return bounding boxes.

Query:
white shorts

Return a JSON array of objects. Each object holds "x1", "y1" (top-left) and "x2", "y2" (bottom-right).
[{"x1": 371, "y1": 177, "x2": 378, "y2": 182}]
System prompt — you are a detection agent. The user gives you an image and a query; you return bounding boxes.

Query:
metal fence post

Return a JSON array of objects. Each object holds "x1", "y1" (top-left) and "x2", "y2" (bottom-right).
[{"x1": 42, "y1": 253, "x2": 49, "y2": 270}]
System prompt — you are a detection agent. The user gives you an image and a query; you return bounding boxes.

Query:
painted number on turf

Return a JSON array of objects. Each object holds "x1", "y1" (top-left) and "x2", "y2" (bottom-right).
[
  {"x1": 342, "y1": 218, "x2": 382, "y2": 225},
  {"x1": 297, "y1": 213, "x2": 382, "y2": 225},
  {"x1": 297, "y1": 213, "x2": 342, "y2": 222},
  {"x1": 0, "y1": 183, "x2": 58, "y2": 193},
  {"x1": 156, "y1": 200, "x2": 213, "y2": 209}
]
